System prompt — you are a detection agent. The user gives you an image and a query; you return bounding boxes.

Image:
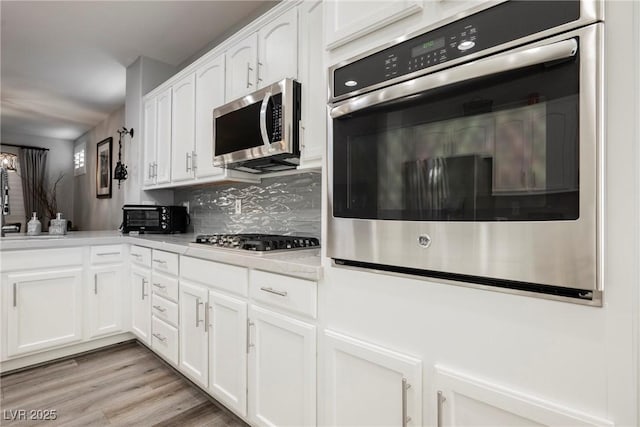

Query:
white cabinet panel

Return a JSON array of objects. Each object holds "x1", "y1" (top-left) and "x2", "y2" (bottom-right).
[
  {"x1": 434, "y1": 366, "x2": 614, "y2": 427},
  {"x1": 248, "y1": 305, "x2": 316, "y2": 427},
  {"x1": 226, "y1": 33, "x2": 258, "y2": 101},
  {"x1": 195, "y1": 54, "x2": 226, "y2": 178},
  {"x1": 179, "y1": 280, "x2": 209, "y2": 387},
  {"x1": 324, "y1": 0, "x2": 422, "y2": 50},
  {"x1": 143, "y1": 97, "x2": 158, "y2": 186},
  {"x1": 208, "y1": 290, "x2": 248, "y2": 417},
  {"x1": 258, "y1": 7, "x2": 298, "y2": 88},
  {"x1": 7, "y1": 268, "x2": 83, "y2": 356},
  {"x1": 130, "y1": 265, "x2": 151, "y2": 344},
  {"x1": 156, "y1": 87, "x2": 173, "y2": 184},
  {"x1": 298, "y1": 0, "x2": 325, "y2": 167},
  {"x1": 171, "y1": 73, "x2": 196, "y2": 182},
  {"x1": 152, "y1": 316, "x2": 179, "y2": 366},
  {"x1": 323, "y1": 330, "x2": 422, "y2": 427},
  {"x1": 88, "y1": 266, "x2": 123, "y2": 339}
]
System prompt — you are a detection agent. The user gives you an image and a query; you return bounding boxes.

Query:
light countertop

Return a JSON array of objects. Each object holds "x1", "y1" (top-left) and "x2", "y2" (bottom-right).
[{"x1": 0, "y1": 231, "x2": 322, "y2": 281}]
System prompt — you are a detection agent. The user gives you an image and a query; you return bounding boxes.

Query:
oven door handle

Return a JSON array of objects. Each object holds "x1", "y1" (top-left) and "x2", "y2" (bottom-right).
[
  {"x1": 330, "y1": 37, "x2": 578, "y2": 119},
  {"x1": 259, "y1": 92, "x2": 272, "y2": 146}
]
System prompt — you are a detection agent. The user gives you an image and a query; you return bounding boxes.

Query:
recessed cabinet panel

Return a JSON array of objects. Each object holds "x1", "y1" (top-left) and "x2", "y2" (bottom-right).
[
  {"x1": 324, "y1": 330, "x2": 422, "y2": 427},
  {"x1": 226, "y1": 33, "x2": 258, "y2": 102},
  {"x1": 208, "y1": 290, "x2": 248, "y2": 417},
  {"x1": 130, "y1": 265, "x2": 151, "y2": 344},
  {"x1": 434, "y1": 366, "x2": 614, "y2": 427},
  {"x1": 143, "y1": 98, "x2": 158, "y2": 186},
  {"x1": 7, "y1": 268, "x2": 83, "y2": 357},
  {"x1": 248, "y1": 305, "x2": 316, "y2": 427},
  {"x1": 156, "y1": 87, "x2": 173, "y2": 184},
  {"x1": 195, "y1": 54, "x2": 226, "y2": 178},
  {"x1": 179, "y1": 280, "x2": 209, "y2": 387},
  {"x1": 171, "y1": 73, "x2": 196, "y2": 182},
  {"x1": 258, "y1": 8, "x2": 298, "y2": 88},
  {"x1": 88, "y1": 266, "x2": 123, "y2": 339}
]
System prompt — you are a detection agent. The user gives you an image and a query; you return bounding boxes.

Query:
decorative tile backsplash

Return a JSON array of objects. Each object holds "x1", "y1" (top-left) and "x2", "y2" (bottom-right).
[{"x1": 174, "y1": 172, "x2": 321, "y2": 237}]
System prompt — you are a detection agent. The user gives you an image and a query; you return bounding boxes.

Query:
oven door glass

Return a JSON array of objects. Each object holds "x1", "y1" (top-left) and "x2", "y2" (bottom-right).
[
  {"x1": 333, "y1": 51, "x2": 579, "y2": 221},
  {"x1": 125, "y1": 210, "x2": 160, "y2": 227}
]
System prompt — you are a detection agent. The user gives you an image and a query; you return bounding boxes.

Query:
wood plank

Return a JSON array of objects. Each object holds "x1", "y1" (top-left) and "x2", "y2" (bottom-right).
[{"x1": 0, "y1": 342, "x2": 247, "y2": 427}]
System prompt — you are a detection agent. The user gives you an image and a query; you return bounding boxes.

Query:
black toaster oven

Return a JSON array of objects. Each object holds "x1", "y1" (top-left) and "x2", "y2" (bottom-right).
[{"x1": 122, "y1": 205, "x2": 189, "y2": 233}]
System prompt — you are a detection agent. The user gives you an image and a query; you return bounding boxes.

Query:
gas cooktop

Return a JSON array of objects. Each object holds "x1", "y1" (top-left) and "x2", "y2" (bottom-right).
[{"x1": 191, "y1": 234, "x2": 320, "y2": 253}]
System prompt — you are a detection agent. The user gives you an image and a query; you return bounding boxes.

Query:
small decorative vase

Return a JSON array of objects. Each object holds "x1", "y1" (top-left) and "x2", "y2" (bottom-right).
[
  {"x1": 27, "y1": 212, "x2": 42, "y2": 236},
  {"x1": 49, "y1": 212, "x2": 68, "y2": 235}
]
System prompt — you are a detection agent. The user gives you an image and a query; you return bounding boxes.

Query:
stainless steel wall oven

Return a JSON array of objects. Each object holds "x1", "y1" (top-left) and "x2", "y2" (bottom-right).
[{"x1": 328, "y1": 0, "x2": 604, "y2": 304}]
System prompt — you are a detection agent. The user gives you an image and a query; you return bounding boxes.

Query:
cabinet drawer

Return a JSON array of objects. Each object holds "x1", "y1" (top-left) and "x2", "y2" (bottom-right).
[
  {"x1": 152, "y1": 250, "x2": 179, "y2": 276},
  {"x1": 90, "y1": 245, "x2": 124, "y2": 264},
  {"x1": 181, "y1": 257, "x2": 248, "y2": 297},
  {"x1": 130, "y1": 246, "x2": 151, "y2": 268},
  {"x1": 249, "y1": 270, "x2": 317, "y2": 319},
  {"x1": 151, "y1": 317, "x2": 178, "y2": 365},
  {"x1": 1, "y1": 248, "x2": 83, "y2": 272},
  {"x1": 151, "y1": 271, "x2": 179, "y2": 302},
  {"x1": 152, "y1": 294, "x2": 178, "y2": 327}
]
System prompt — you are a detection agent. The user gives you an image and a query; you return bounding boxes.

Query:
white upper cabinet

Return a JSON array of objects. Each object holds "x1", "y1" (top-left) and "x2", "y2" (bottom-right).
[
  {"x1": 143, "y1": 98, "x2": 158, "y2": 186},
  {"x1": 155, "y1": 87, "x2": 173, "y2": 184},
  {"x1": 195, "y1": 54, "x2": 226, "y2": 179},
  {"x1": 171, "y1": 72, "x2": 196, "y2": 183},
  {"x1": 298, "y1": 0, "x2": 325, "y2": 167},
  {"x1": 226, "y1": 33, "x2": 259, "y2": 102},
  {"x1": 324, "y1": 0, "x2": 422, "y2": 50},
  {"x1": 257, "y1": 7, "x2": 298, "y2": 88}
]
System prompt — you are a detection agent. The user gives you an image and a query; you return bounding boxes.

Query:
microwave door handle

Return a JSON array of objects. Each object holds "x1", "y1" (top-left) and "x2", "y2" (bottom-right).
[
  {"x1": 259, "y1": 92, "x2": 272, "y2": 146},
  {"x1": 330, "y1": 37, "x2": 578, "y2": 119}
]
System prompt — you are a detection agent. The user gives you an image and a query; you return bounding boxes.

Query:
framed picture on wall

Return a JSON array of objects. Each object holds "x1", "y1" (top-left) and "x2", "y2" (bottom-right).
[{"x1": 96, "y1": 137, "x2": 112, "y2": 198}]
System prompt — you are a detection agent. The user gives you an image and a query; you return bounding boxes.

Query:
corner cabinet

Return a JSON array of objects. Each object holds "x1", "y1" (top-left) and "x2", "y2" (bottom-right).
[
  {"x1": 6, "y1": 268, "x2": 83, "y2": 357},
  {"x1": 88, "y1": 265, "x2": 123, "y2": 339},
  {"x1": 323, "y1": 330, "x2": 422, "y2": 427}
]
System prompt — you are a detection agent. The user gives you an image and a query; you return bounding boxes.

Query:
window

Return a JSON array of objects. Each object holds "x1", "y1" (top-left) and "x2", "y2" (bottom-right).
[{"x1": 74, "y1": 142, "x2": 86, "y2": 176}]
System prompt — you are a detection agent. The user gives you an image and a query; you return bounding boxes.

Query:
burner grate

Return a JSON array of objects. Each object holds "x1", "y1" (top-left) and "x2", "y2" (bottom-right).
[{"x1": 194, "y1": 234, "x2": 320, "y2": 252}]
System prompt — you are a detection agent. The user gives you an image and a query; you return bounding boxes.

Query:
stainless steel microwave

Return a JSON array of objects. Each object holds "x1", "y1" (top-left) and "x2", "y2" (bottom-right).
[
  {"x1": 213, "y1": 78, "x2": 301, "y2": 173},
  {"x1": 327, "y1": 0, "x2": 604, "y2": 304}
]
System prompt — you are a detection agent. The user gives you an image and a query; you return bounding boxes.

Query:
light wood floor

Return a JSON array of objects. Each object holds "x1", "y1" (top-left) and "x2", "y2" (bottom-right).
[{"x1": 0, "y1": 341, "x2": 248, "y2": 427}]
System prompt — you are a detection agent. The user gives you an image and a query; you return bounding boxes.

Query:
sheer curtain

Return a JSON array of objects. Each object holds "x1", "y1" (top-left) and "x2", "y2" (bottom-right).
[{"x1": 19, "y1": 148, "x2": 47, "y2": 224}]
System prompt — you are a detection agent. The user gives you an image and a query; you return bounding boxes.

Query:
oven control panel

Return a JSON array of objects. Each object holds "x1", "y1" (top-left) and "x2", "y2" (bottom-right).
[{"x1": 333, "y1": 0, "x2": 581, "y2": 99}]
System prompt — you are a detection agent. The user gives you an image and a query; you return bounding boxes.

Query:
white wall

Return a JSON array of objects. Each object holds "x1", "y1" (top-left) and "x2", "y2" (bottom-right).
[
  {"x1": 72, "y1": 107, "x2": 125, "y2": 230},
  {"x1": 0, "y1": 134, "x2": 74, "y2": 229}
]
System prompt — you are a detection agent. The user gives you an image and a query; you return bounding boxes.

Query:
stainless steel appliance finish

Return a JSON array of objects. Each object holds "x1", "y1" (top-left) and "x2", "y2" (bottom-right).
[
  {"x1": 213, "y1": 78, "x2": 301, "y2": 173},
  {"x1": 327, "y1": 1, "x2": 604, "y2": 304}
]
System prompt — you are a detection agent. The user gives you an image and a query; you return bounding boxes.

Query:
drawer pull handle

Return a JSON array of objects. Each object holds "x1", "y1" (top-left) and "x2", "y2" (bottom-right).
[
  {"x1": 97, "y1": 252, "x2": 120, "y2": 256},
  {"x1": 260, "y1": 287, "x2": 287, "y2": 297},
  {"x1": 402, "y1": 378, "x2": 412, "y2": 426},
  {"x1": 152, "y1": 283, "x2": 166, "y2": 289},
  {"x1": 153, "y1": 259, "x2": 167, "y2": 265},
  {"x1": 132, "y1": 253, "x2": 142, "y2": 258},
  {"x1": 153, "y1": 305, "x2": 167, "y2": 312},
  {"x1": 152, "y1": 333, "x2": 167, "y2": 342},
  {"x1": 94, "y1": 274, "x2": 98, "y2": 294},
  {"x1": 437, "y1": 390, "x2": 446, "y2": 427}
]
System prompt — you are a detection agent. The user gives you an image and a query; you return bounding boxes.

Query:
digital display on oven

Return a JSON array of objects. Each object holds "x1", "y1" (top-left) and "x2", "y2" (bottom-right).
[{"x1": 411, "y1": 37, "x2": 445, "y2": 57}]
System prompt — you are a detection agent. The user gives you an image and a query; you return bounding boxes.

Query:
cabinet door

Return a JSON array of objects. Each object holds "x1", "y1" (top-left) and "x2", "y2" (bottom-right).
[
  {"x1": 143, "y1": 97, "x2": 157, "y2": 186},
  {"x1": 171, "y1": 73, "x2": 196, "y2": 182},
  {"x1": 7, "y1": 268, "x2": 83, "y2": 357},
  {"x1": 195, "y1": 54, "x2": 226, "y2": 179},
  {"x1": 434, "y1": 366, "x2": 613, "y2": 427},
  {"x1": 225, "y1": 33, "x2": 258, "y2": 102},
  {"x1": 324, "y1": 0, "x2": 422, "y2": 50},
  {"x1": 323, "y1": 330, "x2": 422, "y2": 427},
  {"x1": 258, "y1": 8, "x2": 298, "y2": 88},
  {"x1": 88, "y1": 265, "x2": 123, "y2": 339},
  {"x1": 130, "y1": 266, "x2": 151, "y2": 344},
  {"x1": 179, "y1": 280, "x2": 209, "y2": 387},
  {"x1": 156, "y1": 87, "x2": 173, "y2": 184},
  {"x1": 298, "y1": 0, "x2": 325, "y2": 167},
  {"x1": 248, "y1": 305, "x2": 316, "y2": 427},
  {"x1": 208, "y1": 290, "x2": 248, "y2": 417}
]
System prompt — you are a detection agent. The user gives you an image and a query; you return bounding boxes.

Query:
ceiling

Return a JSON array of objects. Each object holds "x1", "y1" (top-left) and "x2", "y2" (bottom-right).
[{"x1": 1, "y1": 1, "x2": 276, "y2": 142}]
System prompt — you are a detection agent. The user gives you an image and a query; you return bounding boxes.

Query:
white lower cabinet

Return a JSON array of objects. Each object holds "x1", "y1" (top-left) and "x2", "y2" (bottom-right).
[
  {"x1": 208, "y1": 290, "x2": 248, "y2": 417},
  {"x1": 6, "y1": 268, "x2": 83, "y2": 357},
  {"x1": 323, "y1": 330, "x2": 422, "y2": 427},
  {"x1": 433, "y1": 366, "x2": 613, "y2": 427},
  {"x1": 88, "y1": 265, "x2": 123, "y2": 339},
  {"x1": 130, "y1": 265, "x2": 151, "y2": 344},
  {"x1": 179, "y1": 280, "x2": 209, "y2": 387},
  {"x1": 248, "y1": 305, "x2": 316, "y2": 427}
]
